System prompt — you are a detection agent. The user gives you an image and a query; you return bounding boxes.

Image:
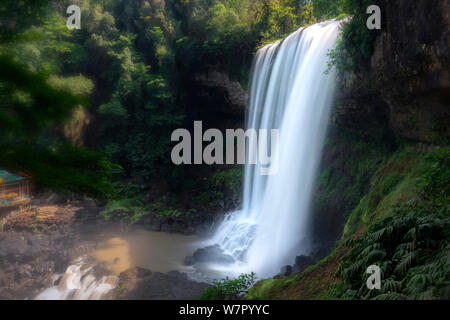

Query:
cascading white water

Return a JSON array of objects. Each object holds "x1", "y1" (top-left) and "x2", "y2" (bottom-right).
[
  {"x1": 35, "y1": 257, "x2": 118, "y2": 300},
  {"x1": 211, "y1": 20, "x2": 342, "y2": 277}
]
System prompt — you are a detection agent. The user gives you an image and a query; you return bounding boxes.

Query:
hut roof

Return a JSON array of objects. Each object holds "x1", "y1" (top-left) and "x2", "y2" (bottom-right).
[{"x1": 0, "y1": 169, "x2": 26, "y2": 184}]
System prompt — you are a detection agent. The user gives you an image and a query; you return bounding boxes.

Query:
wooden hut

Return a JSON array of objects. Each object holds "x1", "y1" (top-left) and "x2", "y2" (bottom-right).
[{"x1": 0, "y1": 169, "x2": 30, "y2": 206}]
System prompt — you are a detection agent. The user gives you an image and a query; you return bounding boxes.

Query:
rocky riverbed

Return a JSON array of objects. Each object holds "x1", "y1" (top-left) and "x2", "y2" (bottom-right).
[{"x1": 0, "y1": 193, "x2": 210, "y2": 300}]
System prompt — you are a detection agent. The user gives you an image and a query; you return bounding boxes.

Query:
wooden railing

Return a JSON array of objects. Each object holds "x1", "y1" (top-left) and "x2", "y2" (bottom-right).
[{"x1": 0, "y1": 180, "x2": 30, "y2": 205}]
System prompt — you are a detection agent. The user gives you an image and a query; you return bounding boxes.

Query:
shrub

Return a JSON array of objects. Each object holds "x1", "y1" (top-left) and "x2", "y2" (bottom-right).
[
  {"x1": 0, "y1": 143, "x2": 119, "y2": 198},
  {"x1": 334, "y1": 148, "x2": 450, "y2": 300},
  {"x1": 199, "y1": 272, "x2": 257, "y2": 300},
  {"x1": 100, "y1": 197, "x2": 151, "y2": 223},
  {"x1": 327, "y1": 0, "x2": 379, "y2": 73}
]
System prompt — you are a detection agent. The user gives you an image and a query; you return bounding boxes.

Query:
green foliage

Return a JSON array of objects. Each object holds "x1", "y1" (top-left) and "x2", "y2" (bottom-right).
[
  {"x1": 175, "y1": 0, "x2": 257, "y2": 76},
  {"x1": 415, "y1": 148, "x2": 450, "y2": 204},
  {"x1": 175, "y1": 0, "x2": 334, "y2": 78},
  {"x1": 48, "y1": 75, "x2": 94, "y2": 97},
  {"x1": 0, "y1": 0, "x2": 52, "y2": 43},
  {"x1": 100, "y1": 197, "x2": 151, "y2": 223},
  {"x1": 258, "y1": 146, "x2": 449, "y2": 301},
  {"x1": 0, "y1": 1, "x2": 119, "y2": 197},
  {"x1": 343, "y1": 146, "x2": 446, "y2": 236},
  {"x1": 156, "y1": 207, "x2": 185, "y2": 218},
  {"x1": 199, "y1": 272, "x2": 257, "y2": 300},
  {"x1": 314, "y1": 125, "x2": 390, "y2": 234},
  {"x1": 78, "y1": 3, "x2": 186, "y2": 182},
  {"x1": 0, "y1": 143, "x2": 118, "y2": 198},
  {"x1": 312, "y1": 0, "x2": 345, "y2": 19},
  {"x1": 334, "y1": 148, "x2": 450, "y2": 300},
  {"x1": 0, "y1": 0, "x2": 380, "y2": 199},
  {"x1": 0, "y1": 55, "x2": 86, "y2": 138},
  {"x1": 327, "y1": 0, "x2": 379, "y2": 73},
  {"x1": 191, "y1": 167, "x2": 243, "y2": 206},
  {"x1": 247, "y1": 249, "x2": 341, "y2": 300},
  {"x1": 211, "y1": 167, "x2": 244, "y2": 194}
]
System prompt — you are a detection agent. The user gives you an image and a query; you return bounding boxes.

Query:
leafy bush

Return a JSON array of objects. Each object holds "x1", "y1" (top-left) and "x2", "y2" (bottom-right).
[
  {"x1": 156, "y1": 207, "x2": 185, "y2": 218},
  {"x1": 313, "y1": 0, "x2": 345, "y2": 19},
  {"x1": 334, "y1": 148, "x2": 450, "y2": 300},
  {"x1": 415, "y1": 148, "x2": 450, "y2": 203},
  {"x1": 328, "y1": 0, "x2": 379, "y2": 73},
  {"x1": 0, "y1": 143, "x2": 119, "y2": 198},
  {"x1": 199, "y1": 272, "x2": 257, "y2": 300},
  {"x1": 100, "y1": 197, "x2": 151, "y2": 223},
  {"x1": 211, "y1": 167, "x2": 244, "y2": 194},
  {"x1": 336, "y1": 209, "x2": 450, "y2": 300}
]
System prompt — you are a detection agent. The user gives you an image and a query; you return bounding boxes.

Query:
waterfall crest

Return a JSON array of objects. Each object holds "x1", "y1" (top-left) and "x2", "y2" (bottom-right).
[{"x1": 212, "y1": 20, "x2": 342, "y2": 277}]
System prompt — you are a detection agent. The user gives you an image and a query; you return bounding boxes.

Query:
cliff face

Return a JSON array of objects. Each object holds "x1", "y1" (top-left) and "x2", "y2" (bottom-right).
[
  {"x1": 313, "y1": 0, "x2": 450, "y2": 256},
  {"x1": 334, "y1": 0, "x2": 450, "y2": 144},
  {"x1": 194, "y1": 67, "x2": 248, "y2": 116},
  {"x1": 250, "y1": 2, "x2": 450, "y2": 299}
]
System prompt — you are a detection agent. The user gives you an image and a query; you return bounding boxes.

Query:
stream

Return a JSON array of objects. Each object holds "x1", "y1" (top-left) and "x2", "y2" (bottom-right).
[{"x1": 35, "y1": 229, "x2": 202, "y2": 300}]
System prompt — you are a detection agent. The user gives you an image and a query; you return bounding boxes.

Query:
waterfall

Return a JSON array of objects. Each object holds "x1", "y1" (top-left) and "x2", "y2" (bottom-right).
[{"x1": 211, "y1": 20, "x2": 342, "y2": 277}]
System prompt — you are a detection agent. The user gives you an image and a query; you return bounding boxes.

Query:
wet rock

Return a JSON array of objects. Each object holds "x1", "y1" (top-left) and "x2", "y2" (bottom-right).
[
  {"x1": 42, "y1": 192, "x2": 66, "y2": 204},
  {"x1": 332, "y1": 0, "x2": 450, "y2": 144},
  {"x1": 112, "y1": 267, "x2": 151, "y2": 299},
  {"x1": 293, "y1": 255, "x2": 314, "y2": 274},
  {"x1": 115, "y1": 268, "x2": 209, "y2": 300},
  {"x1": 15, "y1": 265, "x2": 32, "y2": 282},
  {"x1": 194, "y1": 68, "x2": 248, "y2": 115},
  {"x1": 279, "y1": 265, "x2": 293, "y2": 277},
  {"x1": 0, "y1": 269, "x2": 7, "y2": 287},
  {"x1": 5, "y1": 237, "x2": 29, "y2": 258},
  {"x1": 23, "y1": 239, "x2": 51, "y2": 261},
  {"x1": 32, "y1": 261, "x2": 55, "y2": 276},
  {"x1": 83, "y1": 196, "x2": 97, "y2": 207},
  {"x1": 192, "y1": 245, "x2": 234, "y2": 265},
  {"x1": 183, "y1": 255, "x2": 196, "y2": 266}
]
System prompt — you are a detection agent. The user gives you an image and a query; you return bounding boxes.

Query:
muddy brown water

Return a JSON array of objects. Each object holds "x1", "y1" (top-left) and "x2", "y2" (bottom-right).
[
  {"x1": 92, "y1": 229, "x2": 200, "y2": 274},
  {"x1": 34, "y1": 228, "x2": 204, "y2": 299}
]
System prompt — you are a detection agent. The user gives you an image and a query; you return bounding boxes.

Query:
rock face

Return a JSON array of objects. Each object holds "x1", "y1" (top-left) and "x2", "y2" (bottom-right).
[
  {"x1": 314, "y1": 0, "x2": 450, "y2": 258},
  {"x1": 279, "y1": 265, "x2": 293, "y2": 277},
  {"x1": 0, "y1": 229, "x2": 92, "y2": 299},
  {"x1": 278, "y1": 255, "x2": 314, "y2": 277},
  {"x1": 186, "y1": 244, "x2": 235, "y2": 265},
  {"x1": 114, "y1": 267, "x2": 209, "y2": 300},
  {"x1": 194, "y1": 67, "x2": 248, "y2": 116},
  {"x1": 333, "y1": 0, "x2": 450, "y2": 144},
  {"x1": 0, "y1": 194, "x2": 118, "y2": 299},
  {"x1": 293, "y1": 255, "x2": 314, "y2": 274}
]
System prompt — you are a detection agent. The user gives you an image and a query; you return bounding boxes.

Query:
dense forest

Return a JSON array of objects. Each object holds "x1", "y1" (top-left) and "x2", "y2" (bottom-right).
[
  {"x1": 0, "y1": 0, "x2": 368, "y2": 196},
  {"x1": 0, "y1": 0, "x2": 372, "y2": 231},
  {"x1": 0, "y1": 0, "x2": 448, "y2": 301}
]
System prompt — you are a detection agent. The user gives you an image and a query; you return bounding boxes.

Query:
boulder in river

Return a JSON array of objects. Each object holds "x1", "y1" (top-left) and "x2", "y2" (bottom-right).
[
  {"x1": 114, "y1": 267, "x2": 209, "y2": 300},
  {"x1": 189, "y1": 244, "x2": 234, "y2": 265}
]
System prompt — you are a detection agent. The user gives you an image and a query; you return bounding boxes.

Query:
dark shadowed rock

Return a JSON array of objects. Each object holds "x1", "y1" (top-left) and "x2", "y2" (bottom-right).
[
  {"x1": 293, "y1": 255, "x2": 314, "y2": 274},
  {"x1": 332, "y1": 0, "x2": 450, "y2": 144},
  {"x1": 191, "y1": 244, "x2": 234, "y2": 265},
  {"x1": 184, "y1": 255, "x2": 196, "y2": 266},
  {"x1": 279, "y1": 265, "x2": 293, "y2": 277},
  {"x1": 194, "y1": 67, "x2": 248, "y2": 115},
  {"x1": 114, "y1": 267, "x2": 209, "y2": 300}
]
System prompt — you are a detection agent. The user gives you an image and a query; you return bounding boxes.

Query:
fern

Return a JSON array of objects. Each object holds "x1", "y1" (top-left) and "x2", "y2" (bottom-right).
[
  {"x1": 372, "y1": 292, "x2": 405, "y2": 300},
  {"x1": 382, "y1": 279, "x2": 403, "y2": 293},
  {"x1": 394, "y1": 251, "x2": 419, "y2": 274},
  {"x1": 333, "y1": 148, "x2": 450, "y2": 300}
]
